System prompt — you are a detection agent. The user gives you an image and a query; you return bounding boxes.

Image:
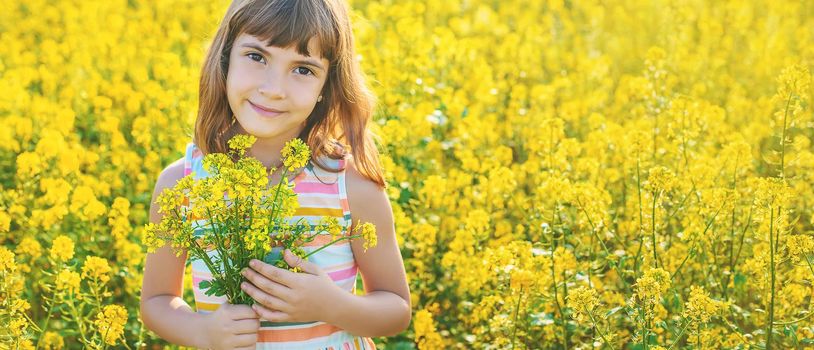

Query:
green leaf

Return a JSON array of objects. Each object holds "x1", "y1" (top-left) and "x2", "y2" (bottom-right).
[
  {"x1": 734, "y1": 273, "x2": 747, "y2": 287},
  {"x1": 198, "y1": 280, "x2": 211, "y2": 290},
  {"x1": 605, "y1": 306, "x2": 623, "y2": 318}
]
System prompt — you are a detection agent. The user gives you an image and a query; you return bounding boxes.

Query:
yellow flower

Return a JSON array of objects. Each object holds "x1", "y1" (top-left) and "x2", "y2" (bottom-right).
[
  {"x1": 15, "y1": 237, "x2": 42, "y2": 259},
  {"x1": 266, "y1": 182, "x2": 299, "y2": 218},
  {"x1": 142, "y1": 223, "x2": 166, "y2": 253},
  {"x1": 56, "y1": 269, "x2": 81, "y2": 294},
  {"x1": 281, "y1": 138, "x2": 310, "y2": 171},
  {"x1": 646, "y1": 166, "x2": 676, "y2": 193},
  {"x1": 11, "y1": 298, "x2": 30, "y2": 313},
  {"x1": 414, "y1": 309, "x2": 444, "y2": 350},
  {"x1": 509, "y1": 268, "x2": 535, "y2": 291},
  {"x1": 227, "y1": 134, "x2": 257, "y2": 157},
  {"x1": 0, "y1": 246, "x2": 16, "y2": 272},
  {"x1": 16, "y1": 151, "x2": 42, "y2": 178},
  {"x1": 94, "y1": 304, "x2": 128, "y2": 345},
  {"x1": 0, "y1": 209, "x2": 10, "y2": 232},
  {"x1": 9, "y1": 316, "x2": 28, "y2": 336},
  {"x1": 82, "y1": 256, "x2": 112, "y2": 284},
  {"x1": 155, "y1": 186, "x2": 185, "y2": 215},
  {"x1": 69, "y1": 185, "x2": 106, "y2": 221},
  {"x1": 357, "y1": 221, "x2": 377, "y2": 251},
  {"x1": 567, "y1": 286, "x2": 600, "y2": 322},
  {"x1": 49, "y1": 235, "x2": 75, "y2": 263},
  {"x1": 17, "y1": 339, "x2": 35, "y2": 350},
  {"x1": 465, "y1": 209, "x2": 491, "y2": 242},
  {"x1": 202, "y1": 153, "x2": 235, "y2": 173},
  {"x1": 319, "y1": 216, "x2": 343, "y2": 240},
  {"x1": 772, "y1": 63, "x2": 811, "y2": 129},
  {"x1": 684, "y1": 286, "x2": 724, "y2": 324},
  {"x1": 786, "y1": 234, "x2": 814, "y2": 262},
  {"x1": 635, "y1": 268, "x2": 671, "y2": 302},
  {"x1": 40, "y1": 331, "x2": 64, "y2": 350}
]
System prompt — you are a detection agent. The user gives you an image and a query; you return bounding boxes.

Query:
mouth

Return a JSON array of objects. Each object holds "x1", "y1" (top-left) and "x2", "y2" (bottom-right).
[{"x1": 249, "y1": 101, "x2": 285, "y2": 118}]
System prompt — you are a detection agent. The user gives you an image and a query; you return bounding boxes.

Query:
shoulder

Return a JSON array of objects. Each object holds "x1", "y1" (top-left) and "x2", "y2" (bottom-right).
[
  {"x1": 344, "y1": 158, "x2": 385, "y2": 202},
  {"x1": 153, "y1": 157, "x2": 186, "y2": 197},
  {"x1": 344, "y1": 158, "x2": 391, "y2": 224},
  {"x1": 148, "y1": 157, "x2": 186, "y2": 223}
]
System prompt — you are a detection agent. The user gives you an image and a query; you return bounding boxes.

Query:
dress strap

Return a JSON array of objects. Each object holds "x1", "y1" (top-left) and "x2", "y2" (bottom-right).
[{"x1": 183, "y1": 142, "x2": 196, "y2": 177}]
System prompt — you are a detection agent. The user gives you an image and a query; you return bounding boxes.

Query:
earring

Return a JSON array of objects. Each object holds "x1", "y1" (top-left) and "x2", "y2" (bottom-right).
[{"x1": 317, "y1": 95, "x2": 323, "y2": 102}]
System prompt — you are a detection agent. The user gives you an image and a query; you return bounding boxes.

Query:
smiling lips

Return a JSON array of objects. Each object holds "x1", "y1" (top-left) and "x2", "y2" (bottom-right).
[{"x1": 249, "y1": 101, "x2": 285, "y2": 117}]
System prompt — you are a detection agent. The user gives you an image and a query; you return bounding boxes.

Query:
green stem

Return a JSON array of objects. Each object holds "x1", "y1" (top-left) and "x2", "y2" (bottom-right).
[
  {"x1": 267, "y1": 167, "x2": 291, "y2": 224},
  {"x1": 641, "y1": 303, "x2": 648, "y2": 350},
  {"x1": 189, "y1": 238, "x2": 232, "y2": 302},
  {"x1": 779, "y1": 91, "x2": 793, "y2": 180},
  {"x1": 301, "y1": 233, "x2": 364, "y2": 260},
  {"x1": 66, "y1": 293, "x2": 91, "y2": 345},
  {"x1": 548, "y1": 221, "x2": 569, "y2": 349},
  {"x1": 510, "y1": 285, "x2": 524, "y2": 349},
  {"x1": 101, "y1": 326, "x2": 110, "y2": 350},
  {"x1": 587, "y1": 309, "x2": 616, "y2": 350},
  {"x1": 35, "y1": 299, "x2": 56, "y2": 349},
  {"x1": 573, "y1": 197, "x2": 630, "y2": 294},
  {"x1": 767, "y1": 206, "x2": 776, "y2": 350},
  {"x1": 651, "y1": 190, "x2": 661, "y2": 268},
  {"x1": 773, "y1": 311, "x2": 814, "y2": 326},
  {"x1": 635, "y1": 155, "x2": 645, "y2": 275},
  {"x1": 804, "y1": 255, "x2": 814, "y2": 278},
  {"x1": 671, "y1": 199, "x2": 726, "y2": 279},
  {"x1": 666, "y1": 320, "x2": 692, "y2": 350},
  {"x1": 201, "y1": 204, "x2": 241, "y2": 301}
]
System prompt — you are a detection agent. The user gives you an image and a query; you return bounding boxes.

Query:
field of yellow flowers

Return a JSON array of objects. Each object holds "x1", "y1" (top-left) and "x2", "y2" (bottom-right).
[{"x1": 2, "y1": 0, "x2": 813, "y2": 348}]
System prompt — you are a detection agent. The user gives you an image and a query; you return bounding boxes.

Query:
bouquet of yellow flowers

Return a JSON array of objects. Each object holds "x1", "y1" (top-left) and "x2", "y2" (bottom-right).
[{"x1": 143, "y1": 135, "x2": 376, "y2": 305}]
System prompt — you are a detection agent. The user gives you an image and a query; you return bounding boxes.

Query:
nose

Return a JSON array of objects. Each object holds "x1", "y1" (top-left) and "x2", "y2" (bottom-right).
[{"x1": 257, "y1": 70, "x2": 286, "y2": 99}]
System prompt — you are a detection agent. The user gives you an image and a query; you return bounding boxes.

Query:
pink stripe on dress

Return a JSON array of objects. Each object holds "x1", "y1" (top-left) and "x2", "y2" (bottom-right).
[
  {"x1": 328, "y1": 266, "x2": 358, "y2": 282},
  {"x1": 294, "y1": 181, "x2": 339, "y2": 194}
]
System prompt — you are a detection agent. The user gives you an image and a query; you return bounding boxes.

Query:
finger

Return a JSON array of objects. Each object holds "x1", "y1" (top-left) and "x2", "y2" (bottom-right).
[
  {"x1": 241, "y1": 281, "x2": 290, "y2": 312},
  {"x1": 233, "y1": 333, "x2": 259, "y2": 347},
  {"x1": 252, "y1": 303, "x2": 290, "y2": 323},
  {"x1": 284, "y1": 249, "x2": 322, "y2": 275},
  {"x1": 249, "y1": 259, "x2": 297, "y2": 287},
  {"x1": 233, "y1": 318, "x2": 261, "y2": 334},
  {"x1": 224, "y1": 303, "x2": 258, "y2": 320},
  {"x1": 242, "y1": 267, "x2": 292, "y2": 298}
]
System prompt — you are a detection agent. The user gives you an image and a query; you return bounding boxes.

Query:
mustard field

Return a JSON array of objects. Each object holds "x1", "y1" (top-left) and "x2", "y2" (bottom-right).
[{"x1": 1, "y1": 0, "x2": 813, "y2": 348}]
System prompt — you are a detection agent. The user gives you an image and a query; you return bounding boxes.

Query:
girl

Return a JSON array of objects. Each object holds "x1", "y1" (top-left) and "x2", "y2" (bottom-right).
[{"x1": 140, "y1": 0, "x2": 411, "y2": 349}]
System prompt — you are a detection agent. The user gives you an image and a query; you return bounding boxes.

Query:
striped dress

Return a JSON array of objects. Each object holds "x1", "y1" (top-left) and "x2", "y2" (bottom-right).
[{"x1": 181, "y1": 142, "x2": 376, "y2": 350}]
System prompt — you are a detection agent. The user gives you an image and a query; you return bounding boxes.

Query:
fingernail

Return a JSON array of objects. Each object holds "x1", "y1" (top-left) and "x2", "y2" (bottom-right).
[{"x1": 250, "y1": 260, "x2": 257, "y2": 268}]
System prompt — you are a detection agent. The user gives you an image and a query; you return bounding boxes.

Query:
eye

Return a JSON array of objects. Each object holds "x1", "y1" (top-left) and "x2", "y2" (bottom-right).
[
  {"x1": 247, "y1": 52, "x2": 265, "y2": 64},
  {"x1": 294, "y1": 67, "x2": 314, "y2": 76}
]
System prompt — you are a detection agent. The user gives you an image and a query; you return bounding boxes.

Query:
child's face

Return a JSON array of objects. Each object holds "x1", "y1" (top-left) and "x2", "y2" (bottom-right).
[{"x1": 226, "y1": 33, "x2": 329, "y2": 141}]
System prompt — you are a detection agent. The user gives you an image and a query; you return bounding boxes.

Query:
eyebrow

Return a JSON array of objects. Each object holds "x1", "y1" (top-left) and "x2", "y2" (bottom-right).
[{"x1": 240, "y1": 43, "x2": 325, "y2": 71}]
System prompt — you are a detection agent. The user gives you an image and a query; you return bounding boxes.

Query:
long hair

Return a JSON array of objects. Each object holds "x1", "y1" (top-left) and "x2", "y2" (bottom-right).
[{"x1": 194, "y1": 0, "x2": 385, "y2": 188}]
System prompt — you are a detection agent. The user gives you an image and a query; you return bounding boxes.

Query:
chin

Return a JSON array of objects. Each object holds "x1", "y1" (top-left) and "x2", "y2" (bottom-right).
[{"x1": 234, "y1": 121, "x2": 273, "y2": 137}]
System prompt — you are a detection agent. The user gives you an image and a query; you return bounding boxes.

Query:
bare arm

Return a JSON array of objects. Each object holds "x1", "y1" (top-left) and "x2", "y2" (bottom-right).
[
  {"x1": 324, "y1": 161, "x2": 412, "y2": 336},
  {"x1": 139, "y1": 158, "x2": 210, "y2": 348}
]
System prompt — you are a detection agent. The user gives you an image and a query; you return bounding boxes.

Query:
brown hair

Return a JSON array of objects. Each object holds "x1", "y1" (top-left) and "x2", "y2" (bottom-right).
[{"x1": 194, "y1": 0, "x2": 385, "y2": 188}]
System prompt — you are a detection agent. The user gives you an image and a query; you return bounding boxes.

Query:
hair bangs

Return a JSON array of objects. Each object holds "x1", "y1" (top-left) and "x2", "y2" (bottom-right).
[{"x1": 234, "y1": 0, "x2": 338, "y2": 62}]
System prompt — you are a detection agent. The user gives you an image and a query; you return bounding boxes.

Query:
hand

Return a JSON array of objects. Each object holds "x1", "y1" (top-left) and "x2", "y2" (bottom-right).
[
  {"x1": 201, "y1": 302, "x2": 260, "y2": 350},
  {"x1": 240, "y1": 249, "x2": 344, "y2": 323}
]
